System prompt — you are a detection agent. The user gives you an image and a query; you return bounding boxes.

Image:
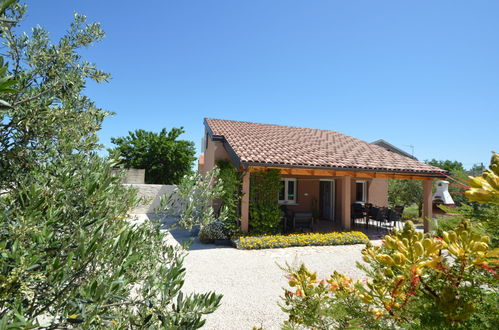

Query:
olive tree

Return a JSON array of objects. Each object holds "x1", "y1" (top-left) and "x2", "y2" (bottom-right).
[{"x1": 0, "y1": 2, "x2": 220, "y2": 327}]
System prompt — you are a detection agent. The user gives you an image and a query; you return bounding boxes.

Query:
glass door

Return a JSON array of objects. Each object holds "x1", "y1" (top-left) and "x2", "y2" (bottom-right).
[{"x1": 319, "y1": 180, "x2": 335, "y2": 221}]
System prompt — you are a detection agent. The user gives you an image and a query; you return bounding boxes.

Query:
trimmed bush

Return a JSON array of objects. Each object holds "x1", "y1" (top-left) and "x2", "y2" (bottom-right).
[
  {"x1": 199, "y1": 221, "x2": 229, "y2": 243},
  {"x1": 234, "y1": 231, "x2": 369, "y2": 249}
]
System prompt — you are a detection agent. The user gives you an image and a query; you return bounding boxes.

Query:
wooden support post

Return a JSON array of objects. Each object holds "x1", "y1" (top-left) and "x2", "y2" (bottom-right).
[
  {"x1": 423, "y1": 179, "x2": 433, "y2": 233},
  {"x1": 341, "y1": 176, "x2": 352, "y2": 231},
  {"x1": 241, "y1": 171, "x2": 250, "y2": 233}
]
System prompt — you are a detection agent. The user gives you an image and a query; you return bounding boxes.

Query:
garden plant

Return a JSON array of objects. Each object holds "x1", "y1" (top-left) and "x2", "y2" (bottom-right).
[
  {"x1": 249, "y1": 169, "x2": 282, "y2": 234},
  {"x1": 235, "y1": 232, "x2": 369, "y2": 250},
  {"x1": 0, "y1": 2, "x2": 221, "y2": 327}
]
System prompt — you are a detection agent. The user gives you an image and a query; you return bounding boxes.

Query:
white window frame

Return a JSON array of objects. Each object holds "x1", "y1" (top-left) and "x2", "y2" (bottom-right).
[
  {"x1": 355, "y1": 180, "x2": 367, "y2": 203},
  {"x1": 278, "y1": 178, "x2": 297, "y2": 204}
]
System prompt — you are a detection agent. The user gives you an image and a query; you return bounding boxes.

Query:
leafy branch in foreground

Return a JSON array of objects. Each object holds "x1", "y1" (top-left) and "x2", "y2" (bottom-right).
[
  {"x1": 283, "y1": 221, "x2": 498, "y2": 329},
  {"x1": 0, "y1": 2, "x2": 221, "y2": 327},
  {"x1": 466, "y1": 152, "x2": 499, "y2": 204}
]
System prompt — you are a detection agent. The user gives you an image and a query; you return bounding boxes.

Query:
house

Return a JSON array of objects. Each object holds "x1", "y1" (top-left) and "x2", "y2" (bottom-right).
[
  {"x1": 371, "y1": 139, "x2": 417, "y2": 160},
  {"x1": 198, "y1": 118, "x2": 446, "y2": 233}
]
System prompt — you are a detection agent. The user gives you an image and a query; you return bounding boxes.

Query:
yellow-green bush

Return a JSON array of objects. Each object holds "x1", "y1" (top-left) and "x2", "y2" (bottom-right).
[
  {"x1": 282, "y1": 221, "x2": 499, "y2": 328},
  {"x1": 234, "y1": 231, "x2": 369, "y2": 249}
]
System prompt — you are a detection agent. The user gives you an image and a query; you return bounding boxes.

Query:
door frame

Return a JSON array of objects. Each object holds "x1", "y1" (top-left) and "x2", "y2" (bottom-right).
[{"x1": 319, "y1": 179, "x2": 335, "y2": 221}]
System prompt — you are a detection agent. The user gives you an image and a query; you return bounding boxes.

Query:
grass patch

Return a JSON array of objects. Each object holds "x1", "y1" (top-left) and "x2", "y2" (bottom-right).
[
  {"x1": 234, "y1": 231, "x2": 369, "y2": 250},
  {"x1": 402, "y1": 204, "x2": 425, "y2": 224},
  {"x1": 403, "y1": 204, "x2": 419, "y2": 219}
]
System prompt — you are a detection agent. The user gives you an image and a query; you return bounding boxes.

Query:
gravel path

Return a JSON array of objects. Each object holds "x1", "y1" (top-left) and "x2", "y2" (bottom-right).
[
  {"x1": 155, "y1": 216, "x2": 378, "y2": 330},
  {"x1": 182, "y1": 243, "x2": 369, "y2": 330}
]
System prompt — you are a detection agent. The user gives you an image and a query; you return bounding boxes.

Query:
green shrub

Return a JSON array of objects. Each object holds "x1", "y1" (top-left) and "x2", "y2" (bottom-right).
[
  {"x1": 199, "y1": 221, "x2": 229, "y2": 243},
  {"x1": 235, "y1": 231, "x2": 369, "y2": 249},
  {"x1": 0, "y1": 4, "x2": 221, "y2": 327},
  {"x1": 159, "y1": 168, "x2": 224, "y2": 230},
  {"x1": 249, "y1": 169, "x2": 282, "y2": 234},
  {"x1": 282, "y1": 221, "x2": 499, "y2": 329},
  {"x1": 216, "y1": 160, "x2": 242, "y2": 237}
]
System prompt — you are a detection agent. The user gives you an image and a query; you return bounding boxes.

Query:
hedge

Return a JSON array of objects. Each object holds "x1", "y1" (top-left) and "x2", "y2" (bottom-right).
[{"x1": 234, "y1": 231, "x2": 369, "y2": 249}]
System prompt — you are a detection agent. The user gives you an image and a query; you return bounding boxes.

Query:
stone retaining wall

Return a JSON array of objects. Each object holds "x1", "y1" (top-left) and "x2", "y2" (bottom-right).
[
  {"x1": 125, "y1": 184, "x2": 178, "y2": 214},
  {"x1": 112, "y1": 168, "x2": 146, "y2": 184}
]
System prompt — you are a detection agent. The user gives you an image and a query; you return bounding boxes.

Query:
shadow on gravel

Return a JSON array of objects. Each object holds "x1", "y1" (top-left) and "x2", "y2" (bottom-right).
[{"x1": 157, "y1": 215, "x2": 233, "y2": 251}]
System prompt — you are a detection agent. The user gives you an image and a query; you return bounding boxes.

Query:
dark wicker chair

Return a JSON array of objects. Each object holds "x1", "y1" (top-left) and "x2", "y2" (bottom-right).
[
  {"x1": 368, "y1": 206, "x2": 379, "y2": 226},
  {"x1": 280, "y1": 205, "x2": 293, "y2": 233},
  {"x1": 374, "y1": 208, "x2": 389, "y2": 227},
  {"x1": 351, "y1": 203, "x2": 365, "y2": 227},
  {"x1": 394, "y1": 205, "x2": 404, "y2": 216},
  {"x1": 388, "y1": 208, "x2": 402, "y2": 229},
  {"x1": 293, "y1": 211, "x2": 314, "y2": 232}
]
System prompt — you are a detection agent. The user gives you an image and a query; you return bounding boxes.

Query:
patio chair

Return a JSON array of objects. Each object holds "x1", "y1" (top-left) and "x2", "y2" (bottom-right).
[
  {"x1": 368, "y1": 206, "x2": 379, "y2": 227},
  {"x1": 351, "y1": 203, "x2": 365, "y2": 227},
  {"x1": 293, "y1": 211, "x2": 314, "y2": 232},
  {"x1": 280, "y1": 205, "x2": 293, "y2": 233},
  {"x1": 373, "y1": 207, "x2": 389, "y2": 228},
  {"x1": 388, "y1": 208, "x2": 402, "y2": 229},
  {"x1": 394, "y1": 205, "x2": 404, "y2": 216}
]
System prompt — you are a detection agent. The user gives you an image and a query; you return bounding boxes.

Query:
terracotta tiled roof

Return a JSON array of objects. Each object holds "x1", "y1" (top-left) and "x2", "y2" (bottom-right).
[{"x1": 205, "y1": 118, "x2": 445, "y2": 175}]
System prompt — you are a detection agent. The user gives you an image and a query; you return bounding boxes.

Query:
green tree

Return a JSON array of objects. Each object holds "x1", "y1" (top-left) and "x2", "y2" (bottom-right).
[
  {"x1": 0, "y1": 2, "x2": 220, "y2": 327},
  {"x1": 109, "y1": 128, "x2": 196, "y2": 184},
  {"x1": 388, "y1": 179, "x2": 423, "y2": 215},
  {"x1": 426, "y1": 159, "x2": 465, "y2": 173}
]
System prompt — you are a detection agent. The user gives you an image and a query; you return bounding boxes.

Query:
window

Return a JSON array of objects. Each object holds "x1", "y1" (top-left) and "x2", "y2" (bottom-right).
[
  {"x1": 355, "y1": 181, "x2": 367, "y2": 202},
  {"x1": 279, "y1": 178, "x2": 296, "y2": 204}
]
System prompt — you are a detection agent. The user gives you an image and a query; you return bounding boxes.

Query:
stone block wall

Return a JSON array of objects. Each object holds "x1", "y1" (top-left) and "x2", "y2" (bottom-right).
[
  {"x1": 125, "y1": 184, "x2": 178, "y2": 214},
  {"x1": 112, "y1": 168, "x2": 146, "y2": 184}
]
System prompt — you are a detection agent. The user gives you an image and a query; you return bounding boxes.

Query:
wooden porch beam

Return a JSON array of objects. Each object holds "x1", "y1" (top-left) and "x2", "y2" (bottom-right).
[
  {"x1": 355, "y1": 171, "x2": 376, "y2": 178},
  {"x1": 247, "y1": 166, "x2": 441, "y2": 180},
  {"x1": 423, "y1": 179, "x2": 433, "y2": 233},
  {"x1": 241, "y1": 171, "x2": 250, "y2": 233},
  {"x1": 340, "y1": 176, "x2": 352, "y2": 230}
]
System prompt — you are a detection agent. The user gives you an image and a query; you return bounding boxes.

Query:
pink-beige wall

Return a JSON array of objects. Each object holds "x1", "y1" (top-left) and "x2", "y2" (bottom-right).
[
  {"x1": 280, "y1": 175, "x2": 320, "y2": 213},
  {"x1": 279, "y1": 176, "x2": 388, "y2": 220},
  {"x1": 368, "y1": 178, "x2": 388, "y2": 207},
  {"x1": 199, "y1": 133, "x2": 230, "y2": 175}
]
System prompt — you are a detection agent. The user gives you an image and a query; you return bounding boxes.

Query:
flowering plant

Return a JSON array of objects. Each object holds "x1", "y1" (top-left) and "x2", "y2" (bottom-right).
[
  {"x1": 282, "y1": 221, "x2": 499, "y2": 328},
  {"x1": 199, "y1": 221, "x2": 229, "y2": 243},
  {"x1": 235, "y1": 231, "x2": 369, "y2": 249}
]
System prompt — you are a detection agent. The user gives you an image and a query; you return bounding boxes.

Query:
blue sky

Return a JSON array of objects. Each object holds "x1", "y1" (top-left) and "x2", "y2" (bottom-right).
[{"x1": 21, "y1": 1, "x2": 498, "y2": 168}]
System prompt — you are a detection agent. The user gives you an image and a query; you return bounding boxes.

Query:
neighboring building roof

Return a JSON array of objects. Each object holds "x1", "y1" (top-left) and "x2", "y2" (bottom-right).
[
  {"x1": 371, "y1": 139, "x2": 417, "y2": 160},
  {"x1": 204, "y1": 118, "x2": 446, "y2": 176}
]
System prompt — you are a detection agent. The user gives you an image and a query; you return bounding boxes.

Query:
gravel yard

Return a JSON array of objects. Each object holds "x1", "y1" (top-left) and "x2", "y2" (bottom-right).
[{"x1": 158, "y1": 216, "x2": 377, "y2": 330}]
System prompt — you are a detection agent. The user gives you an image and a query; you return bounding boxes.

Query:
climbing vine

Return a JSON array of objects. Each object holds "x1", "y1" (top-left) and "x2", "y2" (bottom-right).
[
  {"x1": 249, "y1": 169, "x2": 282, "y2": 234},
  {"x1": 216, "y1": 160, "x2": 243, "y2": 236}
]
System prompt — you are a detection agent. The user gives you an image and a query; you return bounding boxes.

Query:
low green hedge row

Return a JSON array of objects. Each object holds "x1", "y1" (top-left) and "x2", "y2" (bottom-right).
[{"x1": 234, "y1": 231, "x2": 370, "y2": 249}]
